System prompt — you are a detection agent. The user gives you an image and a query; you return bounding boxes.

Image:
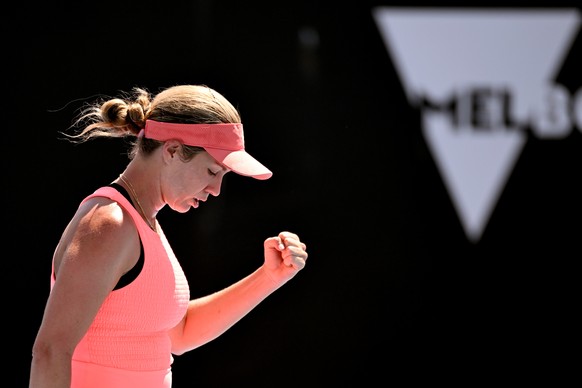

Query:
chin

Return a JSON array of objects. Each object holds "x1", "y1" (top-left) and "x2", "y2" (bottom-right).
[{"x1": 169, "y1": 204, "x2": 191, "y2": 213}]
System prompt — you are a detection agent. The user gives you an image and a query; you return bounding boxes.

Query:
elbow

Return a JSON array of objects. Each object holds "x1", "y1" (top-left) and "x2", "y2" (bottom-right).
[
  {"x1": 31, "y1": 337, "x2": 74, "y2": 368},
  {"x1": 170, "y1": 334, "x2": 211, "y2": 355},
  {"x1": 171, "y1": 345, "x2": 187, "y2": 356},
  {"x1": 171, "y1": 343, "x2": 196, "y2": 356}
]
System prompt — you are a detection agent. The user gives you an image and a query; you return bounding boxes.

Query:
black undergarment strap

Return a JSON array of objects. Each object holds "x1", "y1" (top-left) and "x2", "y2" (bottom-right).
[{"x1": 108, "y1": 183, "x2": 145, "y2": 290}]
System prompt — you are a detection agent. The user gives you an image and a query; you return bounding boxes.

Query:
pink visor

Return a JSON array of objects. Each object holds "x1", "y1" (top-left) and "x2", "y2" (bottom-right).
[{"x1": 144, "y1": 120, "x2": 272, "y2": 180}]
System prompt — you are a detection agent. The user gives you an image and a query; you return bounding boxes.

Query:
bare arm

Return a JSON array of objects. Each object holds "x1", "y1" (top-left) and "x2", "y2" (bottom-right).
[
  {"x1": 169, "y1": 231, "x2": 308, "y2": 355},
  {"x1": 29, "y1": 199, "x2": 141, "y2": 388}
]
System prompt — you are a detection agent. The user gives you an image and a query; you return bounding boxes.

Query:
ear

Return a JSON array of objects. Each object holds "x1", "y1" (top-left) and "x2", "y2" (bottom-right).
[{"x1": 162, "y1": 140, "x2": 182, "y2": 164}]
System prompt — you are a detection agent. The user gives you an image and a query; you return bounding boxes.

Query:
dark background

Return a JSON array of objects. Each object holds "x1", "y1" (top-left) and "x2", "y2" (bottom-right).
[{"x1": 7, "y1": 1, "x2": 580, "y2": 386}]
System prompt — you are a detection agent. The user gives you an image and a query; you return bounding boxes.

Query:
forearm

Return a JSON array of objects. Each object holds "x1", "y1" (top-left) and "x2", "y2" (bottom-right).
[
  {"x1": 29, "y1": 350, "x2": 72, "y2": 388},
  {"x1": 171, "y1": 266, "x2": 284, "y2": 354}
]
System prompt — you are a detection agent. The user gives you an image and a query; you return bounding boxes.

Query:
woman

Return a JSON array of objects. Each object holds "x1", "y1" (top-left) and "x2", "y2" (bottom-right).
[{"x1": 29, "y1": 84, "x2": 308, "y2": 387}]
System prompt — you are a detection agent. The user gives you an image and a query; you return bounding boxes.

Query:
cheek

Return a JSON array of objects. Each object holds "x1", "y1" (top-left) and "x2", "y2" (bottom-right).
[
  {"x1": 171, "y1": 158, "x2": 214, "y2": 194},
  {"x1": 177, "y1": 172, "x2": 210, "y2": 195}
]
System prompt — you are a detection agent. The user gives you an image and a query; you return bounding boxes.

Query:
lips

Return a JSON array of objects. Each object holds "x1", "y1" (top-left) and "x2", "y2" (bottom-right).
[{"x1": 192, "y1": 196, "x2": 207, "y2": 209}]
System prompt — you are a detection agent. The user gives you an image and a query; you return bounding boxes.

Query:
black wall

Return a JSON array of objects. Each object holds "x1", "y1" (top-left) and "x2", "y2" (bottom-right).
[{"x1": 8, "y1": 1, "x2": 580, "y2": 386}]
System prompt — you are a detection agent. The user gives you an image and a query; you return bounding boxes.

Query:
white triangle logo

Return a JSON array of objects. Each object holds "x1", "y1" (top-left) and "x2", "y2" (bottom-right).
[{"x1": 373, "y1": 7, "x2": 580, "y2": 242}]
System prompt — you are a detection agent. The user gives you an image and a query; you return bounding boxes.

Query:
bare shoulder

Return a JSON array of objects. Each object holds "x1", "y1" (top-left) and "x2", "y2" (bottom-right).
[
  {"x1": 77, "y1": 196, "x2": 135, "y2": 234},
  {"x1": 54, "y1": 196, "x2": 141, "y2": 284}
]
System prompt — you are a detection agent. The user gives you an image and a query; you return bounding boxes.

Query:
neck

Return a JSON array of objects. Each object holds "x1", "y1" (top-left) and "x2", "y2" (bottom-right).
[{"x1": 118, "y1": 173, "x2": 157, "y2": 232}]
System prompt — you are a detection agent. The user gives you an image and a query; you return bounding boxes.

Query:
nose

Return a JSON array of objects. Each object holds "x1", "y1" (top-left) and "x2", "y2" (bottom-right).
[{"x1": 205, "y1": 177, "x2": 223, "y2": 197}]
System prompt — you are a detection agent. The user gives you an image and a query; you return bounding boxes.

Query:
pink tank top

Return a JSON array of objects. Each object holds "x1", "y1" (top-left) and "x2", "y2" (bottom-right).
[{"x1": 52, "y1": 186, "x2": 190, "y2": 387}]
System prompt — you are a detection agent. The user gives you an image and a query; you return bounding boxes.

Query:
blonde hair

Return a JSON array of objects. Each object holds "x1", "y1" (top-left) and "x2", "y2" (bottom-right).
[{"x1": 65, "y1": 84, "x2": 242, "y2": 159}]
